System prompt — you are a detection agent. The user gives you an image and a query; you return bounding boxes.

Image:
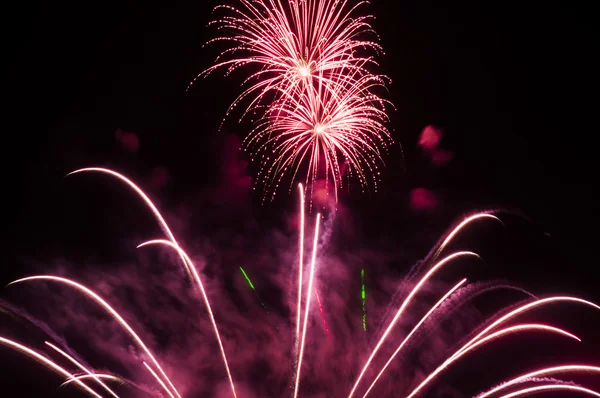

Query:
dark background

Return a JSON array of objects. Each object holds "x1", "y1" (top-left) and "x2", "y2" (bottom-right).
[{"x1": 2, "y1": 0, "x2": 598, "y2": 396}]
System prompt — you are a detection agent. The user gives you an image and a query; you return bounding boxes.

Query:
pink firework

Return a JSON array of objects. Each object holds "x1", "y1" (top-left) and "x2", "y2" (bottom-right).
[
  {"x1": 196, "y1": 0, "x2": 384, "y2": 116},
  {"x1": 1, "y1": 169, "x2": 599, "y2": 398},
  {"x1": 197, "y1": 0, "x2": 393, "y2": 201},
  {"x1": 246, "y1": 73, "x2": 392, "y2": 202}
]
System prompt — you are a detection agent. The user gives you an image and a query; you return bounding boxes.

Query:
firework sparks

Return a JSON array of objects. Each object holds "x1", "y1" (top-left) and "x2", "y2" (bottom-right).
[
  {"x1": 239, "y1": 266, "x2": 266, "y2": 307},
  {"x1": 247, "y1": 73, "x2": 392, "y2": 202},
  {"x1": 69, "y1": 168, "x2": 236, "y2": 398},
  {"x1": 347, "y1": 251, "x2": 481, "y2": 398},
  {"x1": 361, "y1": 269, "x2": 366, "y2": 331},
  {"x1": 0, "y1": 336, "x2": 102, "y2": 398},
  {"x1": 60, "y1": 374, "x2": 122, "y2": 388},
  {"x1": 144, "y1": 362, "x2": 175, "y2": 398},
  {"x1": 7, "y1": 275, "x2": 179, "y2": 398},
  {"x1": 294, "y1": 213, "x2": 321, "y2": 398},
  {"x1": 477, "y1": 365, "x2": 600, "y2": 398},
  {"x1": 362, "y1": 278, "x2": 468, "y2": 398},
  {"x1": 198, "y1": 0, "x2": 393, "y2": 201},
  {"x1": 314, "y1": 289, "x2": 331, "y2": 339},
  {"x1": 498, "y1": 385, "x2": 600, "y2": 398},
  {"x1": 2, "y1": 169, "x2": 599, "y2": 398},
  {"x1": 296, "y1": 183, "x2": 305, "y2": 354},
  {"x1": 45, "y1": 341, "x2": 120, "y2": 398},
  {"x1": 405, "y1": 297, "x2": 600, "y2": 398},
  {"x1": 196, "y1": 0, "x2": 385, "y2": 116}
]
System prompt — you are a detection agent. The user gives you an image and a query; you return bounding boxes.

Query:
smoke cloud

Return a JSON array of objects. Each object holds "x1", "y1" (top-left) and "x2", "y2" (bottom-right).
[{"x1": 2, "y1": 138, "x2": 596, "y2": 397}]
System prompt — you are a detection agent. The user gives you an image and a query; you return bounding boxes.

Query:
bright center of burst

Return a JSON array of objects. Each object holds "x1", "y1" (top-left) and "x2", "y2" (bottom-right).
[
  {"x1": 298, "y1": 65, "x2": 310, "y2": 77},
  {"x1": 314, "y1": 124, "x2": 325, "y2": 135}
]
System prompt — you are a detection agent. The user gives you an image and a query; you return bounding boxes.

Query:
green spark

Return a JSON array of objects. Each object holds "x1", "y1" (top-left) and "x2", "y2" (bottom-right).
[
  {"x1": 239, "y1": 267, "x2": 266, "y2": 308},
  {"x1": 239, "y1": 267, "x2": 256, "y2": 290},
  {"x1": 361, "y1": 269, "x2": 367, "y2": 331}
]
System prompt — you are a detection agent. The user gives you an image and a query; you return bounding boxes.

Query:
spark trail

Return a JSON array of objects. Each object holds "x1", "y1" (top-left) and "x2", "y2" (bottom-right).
[
  {"x1": 477, "y1": 365, "x2": 600, "y2": 398},
  {"x1": 405, "y1": 297, "x2": 600, "y2": 398},
  {"x1": 361, "y1": 269, "x2": 366, "y2": 331},
  {"x1": 60, "y1": 374, "x2": 121, "y2": 388},
  {"x1": 362, "y1": 278, "x2": 468, "y2": 398},
  {"x1": 315, "y1": 289, "x2": 331, "y2": 339},
  {"x1": 7, "y1": 275, "x2": 177, "y2": 398},
  {"x1": 239, "y1": 266, "x2": 266, "y2": 308},
  {"x1": 347, "y1": 251, "x2": 481, "y2": 398},
  {"x1": 0, "y1": 336, "x2": 102, "y2": 398},
  {"x1": 45, "y1": 341, "x2": 120, "y2": 398},
  {"x1": 2, "y1": 169, "x2": 599, "y2": 398},
  {"x1": 294, "y1": 213, "x2": 321, "y2": 398},
  {"x1": 69, "y1": 168, "x2": 235, "y2": 398},
  {"x1": 296, "y1": 183, "x2": 305, "y2": 354}
]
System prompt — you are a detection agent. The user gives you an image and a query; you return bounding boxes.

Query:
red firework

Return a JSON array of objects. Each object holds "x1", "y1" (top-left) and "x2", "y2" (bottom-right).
[{"x1": 197, "y1": 0, "x2": 393, "y2": 201}]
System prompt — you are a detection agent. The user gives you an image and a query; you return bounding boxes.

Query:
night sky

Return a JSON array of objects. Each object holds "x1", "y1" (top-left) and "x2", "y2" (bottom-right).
[{"x1": 2, "y1": 0, "x2": 599, "y2": 397}]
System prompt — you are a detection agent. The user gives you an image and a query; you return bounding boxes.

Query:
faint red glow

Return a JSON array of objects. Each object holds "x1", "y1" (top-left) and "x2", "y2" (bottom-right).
[
  {"x1": 410, "y1": 188, "x2": 438, "y2": 211},
  {"x1": 418, "y1": 125, "x2": 454, "y2": 166},
  {"x1": 418, "y1": 126, "x2": 442, "y2": 150},
  {"x1": 431, "y1": 148, "x2": 454, "y2": 166},
  {"x1": 115, "y1": 128, "x2": 139, "y2": 153},
  {"x1": 149, "y1": 167, "x2": 169, "y2": 190}
]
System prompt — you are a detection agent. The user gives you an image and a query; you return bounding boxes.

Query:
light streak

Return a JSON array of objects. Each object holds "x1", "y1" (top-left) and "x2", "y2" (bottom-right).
[
  {"x1": 405, "y1": 296, "x2": 600, "y2": 398},
  {"x1": 7, "y1": 275, "x2": 177, "y2": 398},
  {"x1": 296, "y1": 183, "x2": 305, "y2": 354},
  {"x1": 432, "y1": 213, "x2": 502, "y2": 261},
  {"x1": 143, "y1": 362, "x2": 174, "y2": 398},
  {"x1": 362, "y1": 279, "x2": 468, "y2": 398},
  {"x1": 347, "y1": 251, "x2": 481, "y2": 398},
  {"x1": 239, "y1": 267, "x2": 256, "y2": 290},
  {"x1": 315, "y1": 289, "x2": 331, "y2": 339},
  {"x1": 69, "y1": 167, "x2": 234, "y2": 398},
  {"x1": 0, "y1": 336, "x2": 101, "y2": 398},
  {"x1": 45, "y1": 341, "x2": 120, "y2": 398},
  {"x1": 294, "y1": 213, "x2": 321, "y2": 398},
  {"x1": 477, "y1": 365, "x2": 600, "y2": 398},
  {"x1": 137, "y1": 240, "x2": 236, "y2": 398},
  {"x1": 498, "y1": 384, "x2": 600, "y2": 398},
  {"x1": 3, "y1": 169, "x2": 598, "y2": 398},
  {"x1": 239, "y1": 266, "x2": 265, "y2": 308},
  {"x1": 361, "y1": 269, "x2": 366, "y2": 331},
  {"x1": 60, "y1": 374, "x2": 122, "y2": 388}
]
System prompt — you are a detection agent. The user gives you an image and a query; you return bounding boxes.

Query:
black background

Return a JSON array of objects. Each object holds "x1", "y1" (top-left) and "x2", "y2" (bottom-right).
[{"x1": 2, "y1": 0, "x2": 599, "y2": 396}]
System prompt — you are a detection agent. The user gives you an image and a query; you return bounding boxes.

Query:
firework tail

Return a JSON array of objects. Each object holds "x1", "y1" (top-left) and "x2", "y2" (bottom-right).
[
  {"x1": 296, "y1": 184, "x2": 305, "y2": 354},
  {"x1": 239, "y1": 266, "x2": 266, "y2": 308},
  {"x1": 8, "y1": 275, "x2": 177, "y2": 398},
  {"x1": 0, "y1": 336, "x2": 101, "y2": 398},
  {"x1": 143, "y1": 362, "x2": 174, "y2": 398},
  {"x1": 69, "y1": 168, "x2": 235, "y2": 398},
  {"x1": 361, "y1": 278, "x2": 468, "y2": 398},
  {"x1": 477, "y1": 365, "x2": 600, "y2": 398},
  {"x1": 405, "y1": 297, "x2": 600, "y2": 398},
  {"x1": 314, "y1": 289, "x2": 331, "y2": 339},
  {"x1": 60, "y1": 374, "x2": 121, "y2": 388},
  {"x1": 137, "y1": 239, "x2": 237, "y2": 397},
  {"x1": 498, "y1": 384, "x2": 600, "y2": 398},
  {"x1": 294, "y1": 213, "x2": 321, "y2": 398},
  {"x1": 361, "y1": 269, "x2": 366, "y2": 331},
  {"x1": 347, "y1": 251, "x2": 481, "y2": 398},
  {"x1": 45, "y1": 341, "x2": 120, "y2": 398}
]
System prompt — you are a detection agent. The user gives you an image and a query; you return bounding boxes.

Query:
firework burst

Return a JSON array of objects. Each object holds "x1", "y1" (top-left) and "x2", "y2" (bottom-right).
[
  {"x1": 1, "y1": 169, "x2": 599, "y2": 397},
  {"x1": 196, "y1": 0, "x2": 393, "y2": 201},
  {"x1": 246, "y1": 73, "x2": 392, "y2": 202}
]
